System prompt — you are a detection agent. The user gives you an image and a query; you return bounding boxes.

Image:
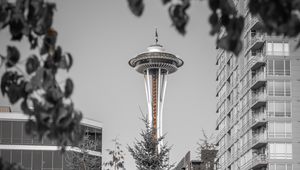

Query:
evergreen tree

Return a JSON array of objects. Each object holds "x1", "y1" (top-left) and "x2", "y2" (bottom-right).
[{"x1": 128, "y1": 118, "x2": 174, "y2": 170}]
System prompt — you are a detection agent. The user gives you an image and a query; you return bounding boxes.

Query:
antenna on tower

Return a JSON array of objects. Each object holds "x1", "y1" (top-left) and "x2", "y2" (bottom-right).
[{"x1": 155, "y1": 28, "x2": 158, "y2": 44}]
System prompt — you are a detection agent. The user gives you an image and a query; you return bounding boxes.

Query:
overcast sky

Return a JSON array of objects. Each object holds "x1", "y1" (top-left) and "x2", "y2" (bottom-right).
[{"x1": 0, "y1": 0, "x2": 217, "y2": 169}]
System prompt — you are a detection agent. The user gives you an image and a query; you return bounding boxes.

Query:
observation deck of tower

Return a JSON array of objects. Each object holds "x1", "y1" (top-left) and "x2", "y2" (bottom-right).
[{"x1": 129, "y1": 31, "x2": 183, "y2": 151}]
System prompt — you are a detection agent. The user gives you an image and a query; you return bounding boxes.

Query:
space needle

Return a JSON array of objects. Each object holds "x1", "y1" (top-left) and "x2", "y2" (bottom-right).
[{"x1": 129, "y1": 30, "x2": 183, "y2": 151}]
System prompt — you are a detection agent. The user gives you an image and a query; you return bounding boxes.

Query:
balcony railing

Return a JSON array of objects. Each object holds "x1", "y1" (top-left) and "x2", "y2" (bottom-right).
[
  {"x1": 250, "y1": 34, "x2": 265, "y2": 51},
  {"x1": 241, "y1": 139, "x2": 252, "y2": 155},
  {"x1": 251, "y1": 93, "x2": 267, "y2": 109},
  {"x1": 251, "y1": 71, "x2": 266, "y2": 90},
  {"x1": 241, "y1": 120, "x2": 252, "y2": 135},
  {"x1": 216, "y1": 111, "x2": 226, "y2": 128},
  {"x1": 250, "y1": 54, "x2": 266, "y2": 71},
  {"x1": 252, "y1": 113, "x2": 267, "y2": 129},
  {"x1": 251, "y1": 154, "x2": 268, "y2": 169},
  {"x1": 250, "y1": 16, "x2": 260, "y2": 29},
  {"x1": 252, "y1": 134, "x2": 267, "y2": 149},
  {"x1": 216, "y1": 128, "x2": 226, "y2": 142}
]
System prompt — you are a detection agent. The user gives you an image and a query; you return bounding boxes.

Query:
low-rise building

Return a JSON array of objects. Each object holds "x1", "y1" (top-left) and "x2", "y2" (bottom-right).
[{"x1": 0, "y1": 106, "x2": 102, "y2": 170}]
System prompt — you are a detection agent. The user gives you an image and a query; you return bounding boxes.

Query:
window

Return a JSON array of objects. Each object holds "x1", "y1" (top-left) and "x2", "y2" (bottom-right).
[
  {"x1": 269, "y1": 163, "x2": 293, "y2": 170},
  {"x1": 2, "y1": 121, "x2": 11, "y2": 144},
  {"x1": 33, "y1": 151, "x2": 42, "y2": 169},
  {"x1": 267, "y1": 60, "x2": 291, "y2": 76},
  {"x1": 53, "y1": 151, "x2": 62, "y2": 168},
  {"x1": 285, "y1": 60, "x2": 291, "y2": 75},
  {"x1": 2, "y1": 150, "x2": 11, "y2": 163},
  {"x1": 43, "y1": 151, "x2": 52, "y2": 169},
  {"x1": 22, "y1": 151, "x2": 32, "y2": 168},
  {"x1": 12, "y1": 122, "x2": 22, "y2": 144},
  {"x1": 268, "y1": 60, "x2": 274, "y2": 75},
  {"x1": 268, "y1": 121, "x2": 292, "y2": 138},
  {"x1": 269, "y1": 143, "x2": 292, "y2": 159},
  {"x1": 268, "y1": 80, "x2": 291, "y2": 97},
  {"x1": 268, "y1": 101, "x2": 291, "y2": 118},
  {"x1": 12, "y1": 150, "x2": 21, "y2": 164},
  {"x1": 266, "y1": 42, "x2": 289, "y2": 56},
  {"x1": 23, "y1": 122, "x2": 33, "y2": 144},
  {"x1": 275, "y1": 60, "x2": 284, "y2": 75}
]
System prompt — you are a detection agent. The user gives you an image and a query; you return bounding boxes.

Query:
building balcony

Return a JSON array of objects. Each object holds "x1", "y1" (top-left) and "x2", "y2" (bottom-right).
[
  {"x1": 241, "y1": 120, "x2": 252, "y2": 135},
  {"x1": 252, "y1": 134, "x2": 267, "y2": 149},
  {"x1": 250, "y1": 72, "x2": 266, "y2": 90},
  {"x1": 251, "y1": 93, "x2": 267, "y2": 109},
  {"x1": 216, "y1": 112, "x2": 225, "y2": 129},
  {"x1": 216, "y1": 128, "x2": 226, "y2": 143},
  {"x1": 250, "y1": 54, "x2": 266, "y2": 71},
  {"x1": 250, "y1": 34, "x2": 265, "y2": 51},
  {"x1": 216, "y1": 93, "x2": 226, "y2": 109},
  {"x1": 252, "y1": 114, "x2": 267, "y2": 129},
  {"x1": 251, "y1": 154, "x2": 268, "y2": 169},
  {"x1": 241, "y1": 139, "x2": 252, "y2": 155},
  {"x1": 250, "y1": 16, "x2": 261, "y2": 30}
]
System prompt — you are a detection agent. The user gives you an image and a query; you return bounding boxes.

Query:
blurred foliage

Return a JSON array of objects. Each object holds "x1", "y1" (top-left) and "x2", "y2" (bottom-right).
[
  {"x1": 65, "y1": 134, "x2": 102, "y2": 170},
  {"x1": 127, "y1": 0, "x2": 300, "y2": 55},
  {"x1": 0, "y1": 158, "x2": 24, "y2": 170},
  {"x1": 103, "y1": 137, "x2": 126, "y2": 170},
  {"x1": 0, "y1": 0, "x2": 83, "y2": 151},
  {"x1": 128, "y1": 118, "x2": 174, "y2": 170}
]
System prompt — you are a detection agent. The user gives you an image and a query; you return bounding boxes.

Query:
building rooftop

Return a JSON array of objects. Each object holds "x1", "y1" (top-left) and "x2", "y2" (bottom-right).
[{"x1": 0, "y1": 110, "x2": 103, "y2": 129}]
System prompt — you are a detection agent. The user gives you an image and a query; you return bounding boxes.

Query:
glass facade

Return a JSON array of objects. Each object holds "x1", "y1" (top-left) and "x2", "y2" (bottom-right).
[
  {"x1": 0, "y1": 121, "x2": 102, "y2": 152},
  {"x1": 0, "y1": 149, "x2": 100, "y2": 170},
  {"x1": 215, "y1": 1, "x2": 299, "y2": 170},
  {"x1": 0, "y1": 119, "x2": 102, "y2": 170}
]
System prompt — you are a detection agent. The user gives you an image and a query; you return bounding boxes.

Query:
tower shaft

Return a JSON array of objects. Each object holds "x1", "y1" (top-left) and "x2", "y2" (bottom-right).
[
  {"x1": 152, "y1": 73, "x2": 157, "y2": 137},
  {"x1": 144, "y1": 68, "x2": 167, "y2": 149}
]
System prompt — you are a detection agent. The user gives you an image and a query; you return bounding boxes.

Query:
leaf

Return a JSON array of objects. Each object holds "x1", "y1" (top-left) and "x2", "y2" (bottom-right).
[
  {"x1": 25, "y1": 119, "x2": 36, "y2": 135},
  {"x1": 1, "y1": 71, "x2": 23, "y2": 96},
  {"x1": 168, "y1": 2, "x2": 190, "y2": 35},
  {"x1": 27, "y1": 0, "x2": 43, "y2": 26},
  {"x1": 53, "y1": 46, "x2": 62, "y2": 63},
  {"x1": 21, "y1": 99, "x2": 34, "y2": 116},
  {"x1": 64, "y1": 78, "x2": 73, "y2": 98},
  {"x1": 127, "y1": 0, "x2": 144, "y2": 17},
  {"x1": 6, "y1": 46, "x2": 20, "y2": 67},
  {"x1": 42, "y1": 69, "x2": 55, "y2": 90},
  {"x1": 1, "y1": 71, "x2": 12, "y2": 95},
  {"x1": 28, "y1": 33, "x2": 38, "y2": 49},
  {"x1": 33, "y1": 3, "x2": 56, "y2": 36},
  {"x1": 59, "y1": 52, "x2": 73, "y2": 71},
  {"x1": 161, "y1": 0, "x2": 171, "y2": 5},
  {"x1": 208, "y1": 0, "x2": 220, "y2": 11},
  {"x1": 56, "y1": 106, "x2": 72, "y2": 128},
  {"x1": 26, "y1": 54, "x2": 40, "y2": 74},
  {"x1": 27, "y1": 67, "x2": 44, "y2": 91},
  {"x1": 7, "y1": 80, "x2": 26, "y2": 104},
  {"x1": 45, "y1": 85, "x2": 63, "y2": 104},
  {"x1": 209, "y1": 12, "x2": 219, "y2": 26},
  {"x1": 40, "y1": 28, "x2": 57, "y2": 56},
  {"x1": 9, "y1": 9, "x2": 27, "y2": 40},
  {"x1": 0, "y1": 0, "x2": 10, "y2": 29}
]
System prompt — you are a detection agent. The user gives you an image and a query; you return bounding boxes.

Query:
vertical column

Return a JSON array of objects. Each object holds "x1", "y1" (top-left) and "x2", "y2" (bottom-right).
[{"x1": 152, "y1": 71, "x2": 158, "y2": 139}]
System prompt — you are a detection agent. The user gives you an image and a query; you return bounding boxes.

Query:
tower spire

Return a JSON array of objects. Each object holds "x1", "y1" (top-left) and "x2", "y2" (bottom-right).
[{"x1": 155, "y1": 28, "x2": 158, "y2": 45}]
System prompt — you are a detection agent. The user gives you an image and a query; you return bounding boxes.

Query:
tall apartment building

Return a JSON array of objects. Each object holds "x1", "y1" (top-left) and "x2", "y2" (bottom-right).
[
  {"x1": 215, "y1": 1, "x2": 300, "y2": 170},
  {"x1": 0, "y1": 106, "x2": 102, "y2": 170}
]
